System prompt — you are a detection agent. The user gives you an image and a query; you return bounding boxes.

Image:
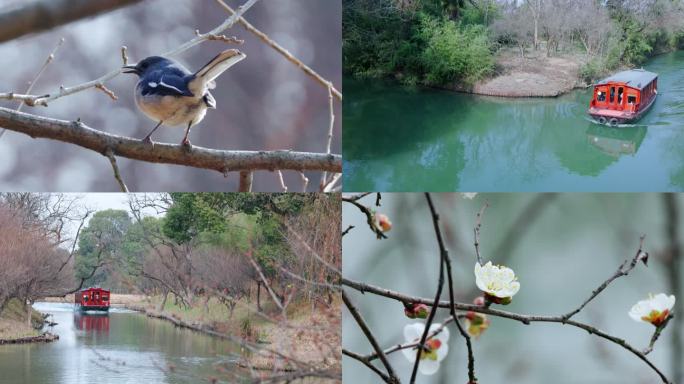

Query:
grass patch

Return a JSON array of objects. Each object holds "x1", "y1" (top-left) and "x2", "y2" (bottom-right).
[{"x1": 0, "y1": 299, "x2": 43, "y2": 340}]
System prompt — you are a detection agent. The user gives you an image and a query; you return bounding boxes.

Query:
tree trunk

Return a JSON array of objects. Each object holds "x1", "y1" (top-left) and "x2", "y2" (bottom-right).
[
  {"x1": 256, "y1": 281, "x2": 262, "y2": 311},
  {"x1": 157, "y1": 289, "x2": 169, "y2": 312},
  {"x1": 26, "y1": 299, "x2": 33, "y2": 328}
]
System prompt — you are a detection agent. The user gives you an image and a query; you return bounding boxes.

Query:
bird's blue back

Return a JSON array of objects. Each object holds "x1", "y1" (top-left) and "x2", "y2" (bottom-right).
[{"x1": 137, "y1": 57, "x2": 195, "y2": 97}]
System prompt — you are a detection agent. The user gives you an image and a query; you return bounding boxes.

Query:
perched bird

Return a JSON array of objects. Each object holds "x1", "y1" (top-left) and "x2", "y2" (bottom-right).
[{"x1": 122, "y1": 49, "x2": 246, "y2": 146}]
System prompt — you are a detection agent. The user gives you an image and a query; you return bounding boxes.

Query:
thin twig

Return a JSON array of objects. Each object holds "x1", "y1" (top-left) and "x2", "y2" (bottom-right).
[
  {"x1": 561, "y1": 236, "x2": 647, "y2": 320},
  {"x1": 474, "y1": 202, "x2": 489, "y2": 265},
  {"x1": 276, "y1": 170, "x2": 287, "y2": 192},
  {"x1": 342, "y1": 225, "x2": 355, "y2": 237},
  {"x1": 0, "y1": 37, "x2": 64, "y2": 138},
  {"x1": 320, "y1": 84, "x2": 335, "y2": 190},
  {"x1": 95, "y1": 83, "x2": 118, "y2": 100},
  {"x1": 425, "y1": 193, "x2": 476, "y2": 383},
  {"x1": 644, "y1": 314, "x2": 674, "y2": 355},
  {"x1": 120, "y1": 46, "x2": 129, "y2": 66},
  {"x1": 342, "y1": 196, "x2": 387, "y2": 239},
  {"x1": 323, "y1": 173, "x2": 342, "y2": 192},
  {"x1": 215, "y1": 0, "x2": 341, "y2": 101},
  {"x1": 105, "y1": 148, "x2": 128, "y2": 192},
  {"x1": 342, "y1": 291, "x2": 399, "y2": 384},
  {"x1": 409, "y1": 200, "x2": 445, "y2": 383},
  {"x1": 164, "y1": 0, "x2": 260, "y2": 56},
  {"x1": 299, "y1": 172, "x2": 309, "y2": 192},
  {"x1": 342, "y1": 349, "x2": 391, "y2": 383}
]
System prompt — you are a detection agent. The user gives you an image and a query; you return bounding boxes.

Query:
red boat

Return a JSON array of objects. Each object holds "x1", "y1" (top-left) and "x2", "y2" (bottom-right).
[
  {"x1": 75, "y1": 287, "x2": 110, "y2": 311},
  {"x1": 588, "y1": 69, "x2": 658, "y2": 126}
]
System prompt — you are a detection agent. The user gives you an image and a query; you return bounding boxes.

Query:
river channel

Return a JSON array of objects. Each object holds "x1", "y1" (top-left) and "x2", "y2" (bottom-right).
[
  {"x1": 343, "y1": 51, "x2": 684, "y2": 191},
  {"x1": 0, "y1": 302, "x2": 242, "y2": 384}
]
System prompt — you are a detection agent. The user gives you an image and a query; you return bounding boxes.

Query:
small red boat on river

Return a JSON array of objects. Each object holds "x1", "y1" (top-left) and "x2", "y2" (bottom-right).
[
  {"x1": 588, "y1": 69, "x2": 658, "y2": 126},
  {"x1": 75, "y1": 287, "x2": 110, "y2": 312}
]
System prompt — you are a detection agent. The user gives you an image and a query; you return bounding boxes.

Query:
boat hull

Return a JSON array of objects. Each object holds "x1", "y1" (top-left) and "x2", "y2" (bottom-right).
[
  {"x1": 588, "y1": 94, "x2": 656, "y2": 126},
  {"x1": 76, "y1": 305, "x2": 109, "y2": 312}
]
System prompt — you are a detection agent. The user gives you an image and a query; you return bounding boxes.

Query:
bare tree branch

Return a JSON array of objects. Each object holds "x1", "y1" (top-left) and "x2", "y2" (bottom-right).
[
  {"x1": 215, "y1": 0, "x2": 342, "y2": 101},
  {"x1": 0, "y1": 107, "x2": 341, "y2": 178},
  {"x1": 0, "y1": 0, "x2": 143, "y2": 43}
]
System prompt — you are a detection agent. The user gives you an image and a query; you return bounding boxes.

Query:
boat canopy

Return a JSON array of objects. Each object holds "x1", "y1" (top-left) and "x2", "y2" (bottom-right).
[{"x1": 595, "y1": 69, "x2": 657, "y2": 90}]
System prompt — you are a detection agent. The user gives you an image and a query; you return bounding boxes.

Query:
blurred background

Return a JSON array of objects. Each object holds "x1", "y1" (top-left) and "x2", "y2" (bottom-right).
[
  {"x1": 0, "y1": 0, "x2": 341, "y2": 191},
  {"x1": 343, "y1": 193, "x2": 683, "y2": 384}
]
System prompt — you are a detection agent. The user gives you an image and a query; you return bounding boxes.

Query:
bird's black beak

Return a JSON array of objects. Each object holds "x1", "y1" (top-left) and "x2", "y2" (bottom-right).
[{"x1": 122, "y1": 65, "x2": 138, "y2": 75}]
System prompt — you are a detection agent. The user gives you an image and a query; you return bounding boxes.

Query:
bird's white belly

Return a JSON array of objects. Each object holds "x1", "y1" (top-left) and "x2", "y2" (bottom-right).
[{"x1": 135, "y1": 92, "x2": 207, "y2": 127}]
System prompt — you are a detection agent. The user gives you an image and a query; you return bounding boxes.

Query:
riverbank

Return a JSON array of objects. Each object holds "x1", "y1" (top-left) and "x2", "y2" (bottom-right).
[
  {"x1": 452, "y1": 47, "x2": 589, "y2": 97},
  {"x1": 125, "y1": 295, "x2": 340, "y2": 379},
  {"x1": 0, "y1": 298, "x2": 56, "y2": 344},
  {"x1": 41, "y1": 293, "x2": 149, "y2": 306}
]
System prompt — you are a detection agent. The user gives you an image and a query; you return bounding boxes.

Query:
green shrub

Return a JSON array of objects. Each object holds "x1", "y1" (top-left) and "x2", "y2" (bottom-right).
[{"x1": 419, "y1": 16, "x2": 494, "y2": 85}]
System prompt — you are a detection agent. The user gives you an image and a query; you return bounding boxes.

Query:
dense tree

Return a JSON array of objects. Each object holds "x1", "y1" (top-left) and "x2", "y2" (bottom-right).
[{"x1": 75, "y1": 209, "x2": 132, "y2": 288}]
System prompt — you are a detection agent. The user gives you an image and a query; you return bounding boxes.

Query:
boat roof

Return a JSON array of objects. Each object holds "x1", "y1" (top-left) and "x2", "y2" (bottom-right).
[
  {"x1": 596, "y1": 69, "x2": 657, "y2": 90},
  {"x1": 80, "y1": 287, "x2": 109, "y2": 292}
]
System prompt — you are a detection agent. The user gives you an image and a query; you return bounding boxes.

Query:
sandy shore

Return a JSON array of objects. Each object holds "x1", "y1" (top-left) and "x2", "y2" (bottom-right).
[{"x1": 454, "y1": 49, "x2": 588, "y2": 97}]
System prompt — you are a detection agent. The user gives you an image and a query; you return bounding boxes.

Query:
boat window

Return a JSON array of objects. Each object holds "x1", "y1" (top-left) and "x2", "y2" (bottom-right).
[
  {"x1": 597, "y1": 89, "x2": 606, "y2": 102},
  {"x1": 617, "y1": 87, "x2": 624, "y2": 105},
  {"x1": 610, "y1": 87, "x2": 615, "y2": 103},
  {"x1": 627, "y1": 95, "x2": 637, "y2": 104}
]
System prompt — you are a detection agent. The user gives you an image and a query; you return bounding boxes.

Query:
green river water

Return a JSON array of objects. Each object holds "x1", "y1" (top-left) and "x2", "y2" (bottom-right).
[
  {"x1": 0, "y1": 303, "x2": 242, "y2": 384},
  {"x1": 343, "y1": 51, "x2": 684, "y2": 192}
]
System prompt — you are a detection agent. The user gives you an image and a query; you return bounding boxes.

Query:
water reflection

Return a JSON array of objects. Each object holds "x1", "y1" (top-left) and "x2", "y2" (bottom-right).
[
  {"x1": 0, "y1": 303, "x2": 241, "y2": 384},
  {"x1": 586, "y1": 124, "x2": 647, "y2": 157},
  {"x1": 73, "y1": 313, "x2": 110, "y2": 332}
]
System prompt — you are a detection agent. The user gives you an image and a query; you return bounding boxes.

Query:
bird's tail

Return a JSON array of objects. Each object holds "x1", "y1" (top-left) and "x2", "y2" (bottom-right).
[{"x1": 189, "y1": 49, "x2": 246, "y2": 94}]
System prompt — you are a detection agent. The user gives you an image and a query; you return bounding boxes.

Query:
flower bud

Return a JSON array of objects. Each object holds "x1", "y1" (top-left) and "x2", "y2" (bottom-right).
[
  {"x1": 404, "y1": 302, "x2": 429, "y2": 319},
  {"x1": 473, "y1": 296, "x2": 485, "y2": 306},
  {"x1": 373, "y1": 213, "x2": 392, "y2": 232}
]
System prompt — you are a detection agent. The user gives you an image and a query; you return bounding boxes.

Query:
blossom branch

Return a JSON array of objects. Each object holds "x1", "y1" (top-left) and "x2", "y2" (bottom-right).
[
  {"x1": 473, "y1": 202, "x2": 489, "y2": 265},
  {"x1": 409, "y1": 197, "x2": 446, "y2": 383},
  {"x1": 425, "y1": 193, "x2": 477, "y2": 383},
  {"x1": 644, "y1": 314, "x2": 674, "y2": 355},
  {"x1": 342, "y1": 290, "x2": 400, "y2": 384},
  {"x1": 342, "y1": 277, "x2": 672, "y2": 384},
  {"x1": 342, "y1": 196, "x2": 387, "y2": 239},
  {"x1": 561, "y1": 235, "x2": 647, "y2": 321}
]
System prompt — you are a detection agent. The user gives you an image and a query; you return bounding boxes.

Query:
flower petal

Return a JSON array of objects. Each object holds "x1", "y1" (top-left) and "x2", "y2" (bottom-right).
[
  {"x1": 435, "y1": 343, "x2": 449, "y2": 362},
  {"x1": 429, "y1": 324, "x2": 449, "y2": 344},
  {"x1": 401, "y1": 346, "x2": 417, "y2": 362},
  {"x1": 404, "y1": 323, "x2": 424, "y2": 342},
  {"x1": 418, "y1": 359, "x2": 440, "y2": 375}
]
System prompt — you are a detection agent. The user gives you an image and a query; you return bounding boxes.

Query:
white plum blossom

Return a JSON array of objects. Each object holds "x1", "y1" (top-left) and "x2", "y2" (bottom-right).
[
  {"x1": 474, "y1": 261, "x2": 520, "y2": 303},
  {"x1": 629, "y1": 293, "x2": 675, "y2": 326},
  {"x1": 401, "y1": 323, "x2": 449, "y2": 375}
]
